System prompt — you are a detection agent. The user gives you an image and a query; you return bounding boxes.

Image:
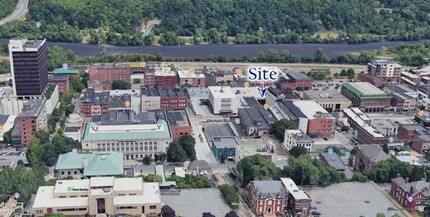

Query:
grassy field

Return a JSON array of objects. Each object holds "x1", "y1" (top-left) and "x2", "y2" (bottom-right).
[{"x1": 313, "y1": 30, "x2": 341, "y2": 39}]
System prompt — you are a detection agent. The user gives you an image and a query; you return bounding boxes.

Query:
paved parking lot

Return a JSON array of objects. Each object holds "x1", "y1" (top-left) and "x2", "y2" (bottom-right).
[
  {"x1": 162, "y1": 189, "x2": 231, "y2": 217},
  {"x1": 306, "y1": 182, "x2": 404, "y2": 217},
  {"x1": 0, "y1": 147, "x2": 27, "y2": 167}
]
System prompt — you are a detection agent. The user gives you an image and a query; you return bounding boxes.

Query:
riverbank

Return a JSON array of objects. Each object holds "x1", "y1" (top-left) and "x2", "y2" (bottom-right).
[{"x1": 0, "y1": 39, "x2": 421, "y2": 58}]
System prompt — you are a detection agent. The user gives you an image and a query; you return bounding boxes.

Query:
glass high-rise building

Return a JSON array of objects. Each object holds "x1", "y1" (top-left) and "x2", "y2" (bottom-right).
[{"x1": 9, "y1": 38, "x2": 48, "y2": 98}]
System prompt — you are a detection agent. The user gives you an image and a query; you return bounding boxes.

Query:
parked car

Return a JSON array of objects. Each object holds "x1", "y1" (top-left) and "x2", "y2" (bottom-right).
[{"x1": 311, "y1": 211, "x2": 321, "y2": 215}]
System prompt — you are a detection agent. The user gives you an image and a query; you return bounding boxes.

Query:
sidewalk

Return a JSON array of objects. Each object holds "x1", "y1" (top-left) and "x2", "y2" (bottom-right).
[{"x1": 371, "y1": 181, "x2": 413, "y2": 217}]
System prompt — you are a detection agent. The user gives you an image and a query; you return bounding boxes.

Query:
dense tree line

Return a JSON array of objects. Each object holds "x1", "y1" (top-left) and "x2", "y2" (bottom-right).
[
  {"x1": 0, "y1": 0, "x2": 18, "y2": 19},
  {"x1": 2, "y1": 0, "x2": 430, "y2": 45},
  {"x1": 169, "y1": 174, "x2": 211, "y2": 188},
  {"x1": 166, "y1": 135, "x2": 196, "y2": 162}
]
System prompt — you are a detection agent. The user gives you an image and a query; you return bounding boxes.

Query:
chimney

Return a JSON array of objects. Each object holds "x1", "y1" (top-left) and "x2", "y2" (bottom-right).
[
  {"x1": 22, "y1": 103, "x2": 32, "y2": 112},
  {"x1": 406, "y1": 177, "x2": 409, "y2": 183},
  {"x1": 410, "y1": 186, "x2": 413, "y2": 194}
]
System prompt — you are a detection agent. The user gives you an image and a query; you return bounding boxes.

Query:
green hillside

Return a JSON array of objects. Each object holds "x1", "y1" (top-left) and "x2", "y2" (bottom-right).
[{"x1": 0, "y1": 0, "x2": 18, "y2": 19}]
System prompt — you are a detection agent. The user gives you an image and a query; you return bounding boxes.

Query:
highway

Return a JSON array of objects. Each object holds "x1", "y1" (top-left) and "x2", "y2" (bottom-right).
[{"x1": 0, "y1": 0, "x2": 28, "y2": 25}]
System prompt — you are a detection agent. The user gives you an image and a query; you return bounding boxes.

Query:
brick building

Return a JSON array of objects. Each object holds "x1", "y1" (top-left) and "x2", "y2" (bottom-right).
[
  {"x1": 354, "y1": 144, "x2": 389, "y2": 171},
  {"x1": 89, "y1": 64, "x2": 131, "y2": 81},
  {"x1": 281, "y1": 178, "x2": 311, "y2": 217},
  {"x1": 358, "y1": 73, "x2": 386, "y2": 88},
  {"x1": 81, "y1": 89, "x2": 109, "y2": 116},
  {"x1": 341, "y1": 82, "x2": 391, "y2": 113},
  {"x1": 368, "y1": 60, "x2": 402, "y2": 82},
  {"x1": 18, "y1": 100, "x2": 47, "y2": 147},
  {"x1": 391, "y1": 177, "x2": 430, "y2": 210},
  {"x1": 141, "y1": 86, "x2": 187, "y2": 111},
  {"x1": 154, "y1": 69, "x2": 176, "y2": 88},
  {"x1": 276, "y1": 72, "x2": 313, "y2": 91},
  {"x1": 247, "y1": 181, "x2": 287, "y2": 216},
  {"x1": 237, "y1": 108, "x2": 276, "y2": 136},
  {"x1": 177, "y1": 70, "x2": 206, "y2": 87},
  {"x1": 159, "y1": 109, "x2": 192, "y2": 140},
  {"x1": 48, "y1": 74, "x2": 70, "y2": 93},
  {"x1": 398, "y1": 124, "x2": 430, "y2": 153},
  {"x1": 343, "y1": 108, "x2": 387, "y2": 144},
  {"x1": 292, "y1": 100, "x2": 335, "y2": 138}
]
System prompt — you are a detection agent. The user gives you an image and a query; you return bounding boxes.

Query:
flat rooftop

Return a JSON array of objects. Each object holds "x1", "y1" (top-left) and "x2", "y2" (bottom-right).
[
  {"x1": 9, "y1": 38, "x2": 46, "y2": 50},
  {"x1": 288, "y1": 72, "x2": 312, "y2": 81},
  {"x1": 320, "y1": 153, "x2": 346, "y2": 171},
  {"x1": 342, "y1": 82, "x2": 391, "y2": 98},
  {"x1": 159, "y1": 109, "x2": 190, "y2": 127},
  {"x1": 186, "y1": 87, "x2": 209, "y2": 99},
  {"x1": 203, "y1": 124, "x2": 235, "y2": 141},
  {"x1": 177, "y1": 70, "x2": 205, "y2": 78},
  {"x1": 82, "y1": 120, "x2": 170, "y2": 141},
  {"x1": 33, "y1": 186, "x2": 88, "y2": 209},
  {"x1": 292, "y1": 100, "x2": 332, "y2": 120},
  {"x1": 208, "y1": 86, "x2": 236, "y2": 98},
  {"x1": 303, "y1": 91, "x2": 351, "y2": 103},
  {"x1": 89, "y1": 63, "x2": 130, "y2": 69},
  {"x1": 343, "y1": 108, "x2": 384, "y2": 138},
  {"x1": 141, "y1": 86, "x2": 185, "y2": 97},
  {"x1": 212, "y1": 137, "x2": 238, "y2": 149},
  {"x1": 154, "y1": 68, "x2": 176, "y2": 77},
  {"x1": 20, "y1": 99, "x2": 45, "y2": 117}
]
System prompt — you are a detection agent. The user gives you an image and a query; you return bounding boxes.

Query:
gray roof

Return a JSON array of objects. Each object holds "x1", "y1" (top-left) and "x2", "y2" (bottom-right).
[
  {"x1": 98, "y1": 110, "x2": 156, "y2": 125},
  {"x1": 82, "y1": 88, "x2": 110, "y2": 104},
  {"x1": 392, "y1": 177, "x2": 430, "y2": 197},
  {"x1": 401, "y1": 124, "x2": 430, "y2": 142},
  {"x1": 243, "y1": 97, "x2": 260, "y2": 107},
  {"x1": 238, "y1": 108, "x2": 276, "y2": 130},
  {"x1": 252, "y1": 181, "x2": 284, "y2": 198},
  {"x1": 0, "y1": 115, "x2": 9, "y2": 125},
  {"x1": 386, "y1": 84, "x2": 414, "y2": 100},
  {"x1": 320, "y1": 153, "x2": 346, "y2": 171},
  {"x1": 188, "y1": 160, "x2": 211, "y2": 171},
  {"x1": 288, "y1": 72, "x2": 312, "y2": 81},
  {"x1": 267, "y1": 87, "x2": 299, "y2": 100},
  {"x1": 358, "y1": 144, "x2": 389, "y2": 164},
  {"x1": 204, "y1": 124, "x2": 235, "y2": 141},
  {"x1": 20, "y1": 99, "x2": 44, "y2": 117},
  {"x1": 90, "y1": 63, "x2": 129, "y2": 69},
  {"x1": 212, "y1": 137, "x2": 238, "y2": 149},
  {"x1": 279, "y1": 101, "x2": 306, "y2": 120},
  {"x1": 141, "y1": 86, "x2": 185, "y2": 97},
  {"x1": 48, "y1": 74, "x2": 68, "y2": 81}
]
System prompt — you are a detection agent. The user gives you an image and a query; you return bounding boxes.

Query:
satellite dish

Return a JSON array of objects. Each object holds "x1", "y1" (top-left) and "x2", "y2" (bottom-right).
[{"x1": 184, "y1": 161, "x2": 190, "y2": 168}]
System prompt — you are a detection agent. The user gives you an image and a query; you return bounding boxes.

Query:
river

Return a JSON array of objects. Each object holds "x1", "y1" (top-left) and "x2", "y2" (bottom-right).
[{"x1": 0, "y1": 39, "x2": 421, "y2": 58}]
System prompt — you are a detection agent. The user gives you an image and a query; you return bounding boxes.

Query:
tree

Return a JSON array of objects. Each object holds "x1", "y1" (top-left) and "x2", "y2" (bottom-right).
[
  {"x1": 112, "y1": 80, "x2": 131, "y2": 90},
  {"x1": 271, "y1": 119, "x2": 296, "y2": 142},
  {"x1": 202, "y1": 213, "x2": 216, "y2": 217},
  {"x1": 167, "y1": 141, "x2": 187, "y2": 162},
  {"x1": 219, "y1": 184, "x2": 239, "y2": 208},
  {"x1": 220, "y1": 153, "x2": 227, "y2": 163},
  {"x1": 159, "y1": 31, "x2": 180, "y2": 46},
  {"x1": 143, "y1": 154, "x2": 152, "y2": 165},
  {"x1": 2, "y1": 128, "x2": 12, "y2": 144},
  {"x1": 225, "y1": 211, "x2": 239, "y2": 217},
  {"x1": 382, "y1": 143, "x2": 389, "y2": 154},
  {"x1": 341, "y1": 126, "x2": 350, "y2": 132},
  {"x1": 162, "y1": 205, "x2": 175, "y2": 217},
  {"x1": 347, "y1": 68, "x2": 355, "y2": 79},
  {"x1": 351, "y1": 172, "x2": 368, "y2": 182},
  {"x1": 236, "y1": 154, "x2": 277, "y2": 187},
  {"x1": 141, "y1": 174, "x2": 163, "y2": 182},
  {"x1": 289, "y1": 146, "x2": 308, "y2": 157},
  {"x1": 376, "y1": 213, "x2": 386, "y2": 217},
  {"x1": 178, "y1": 135, "x2": 196, "y2": 160},
  {"x1": 314, "y1": 48, "x2": 327, "y2": 63}
]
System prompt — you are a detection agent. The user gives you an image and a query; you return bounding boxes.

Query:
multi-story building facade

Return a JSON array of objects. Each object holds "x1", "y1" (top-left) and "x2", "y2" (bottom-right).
[
  {"x1": 154, "y1": 69, "x2": 176, "y2": 88},
  {"x1": 32, "y1": 177, "x2": 162, "y2": 217},
  {"x1": 385, "y1": 84, "x2": 417, "y2": 111},
  {"x1": 398, "y1": 124, "x2": 430, "y2": 153},
  {"x1": 208, "y1": 86, "x2": 240, "y2": 115},
  {"x1": 343, "y1": 108, "x2": 387, "y2": 144},
  {"x1": 159, "y1": 109, "x2": 192, "y2": 140},
  {"x1": 283, "y1": 130, "x2": 314, "y2": 152},
  {"x1": 292, "y1": 100, "x2": 335, "y2": 138},
  {"x1": 89, "y1": 64, "x2": 131, "y2": 82},
  {"x1": 281, "y1": 178, "x2": 311, "y2": 217},
  {"x1": 368, "y1": 60, "x2": 402, "y2": 82},
  {"x1": 9, "y1": 38, "x2": 48, "y2": 98},
  {"x1": 48, "y1": 74, "x2": 70, "y2": 93},
  {"x1": 247, "y1": 181, "x2": 287, "y2": 216},
  {"x1": 358, "y1": 73, "x2": 386, "y2": 88},
  {"x1": 341, "y1": 82, "x2": 391, "y2": 113},
  {"x1": 18, "y1": 100, "x2": 47, "y2": 147},
  {"x1": 391, "y1": 177, "x2": 430, "y2": 210},
  {"x1": 177, "y1": 70, "x2": 206, "y2": 87},
  {"x1": 141, "y1": 86, "x2": 187, "y2": 111},
  {"x1": 276, "y1": 72, "x2": 313, "y2": 91},
  {"x1": 81, "y1": 120, "x2": 172, "y2": 160},
  {"x1": 211, "y1": 137, "x2": 237, "y2": 160}
]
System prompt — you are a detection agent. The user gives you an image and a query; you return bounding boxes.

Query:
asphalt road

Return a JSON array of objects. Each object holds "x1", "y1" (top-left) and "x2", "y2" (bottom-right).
[{"x1": 0, "y1": 0, "x2": 28, "y2": 25}]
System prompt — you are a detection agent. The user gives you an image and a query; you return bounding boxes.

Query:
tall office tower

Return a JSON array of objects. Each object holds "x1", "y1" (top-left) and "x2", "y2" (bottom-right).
[{"x1": 9, "y1": 38, "x2": 48, "y2": 98}]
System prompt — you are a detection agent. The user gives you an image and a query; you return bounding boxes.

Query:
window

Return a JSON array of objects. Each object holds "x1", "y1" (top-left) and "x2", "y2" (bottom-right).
[
  {"x1": 150, "y1": 205, "x2": 157, "y2": 209},
  {"x1": 118, "y1": 194, "x2": 126, "y2": 196},
  {"x1": 70, "y1": 195, "x2": 77, "y2": 198},
  {"x1": 74, "y1": 171, "x2": 77, "y2": 175},
  {"x1": 36, "y1": 210, "x2": 43, "y2": 214}
]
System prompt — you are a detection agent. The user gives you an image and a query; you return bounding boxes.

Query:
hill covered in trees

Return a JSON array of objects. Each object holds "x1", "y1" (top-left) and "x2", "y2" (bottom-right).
[
  {"x1": 2, "y1": 0, "x2": 430, "y2": 45},
  {"x1": 0, "y1": 0, "x2": 18, "y2": 19}
]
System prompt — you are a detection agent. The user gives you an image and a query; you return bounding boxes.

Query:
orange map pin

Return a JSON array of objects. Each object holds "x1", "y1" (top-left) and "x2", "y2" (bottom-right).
[
  {"x1": 125, "y1": 101, "x2": 131, "y2": 107},
  {"x1": 140, "y1": 62, "x2": 147, "y2": 67}
]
